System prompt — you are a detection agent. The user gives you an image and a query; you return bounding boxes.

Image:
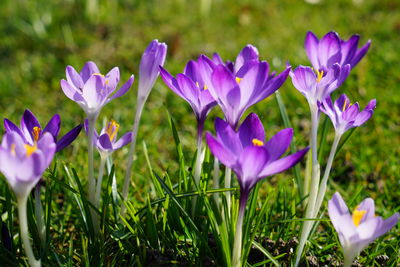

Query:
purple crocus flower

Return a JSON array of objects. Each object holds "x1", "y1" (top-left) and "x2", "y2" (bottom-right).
[
  {"x1": 85, "y1": 119, "x2": 132, "y2": 158},
  {"x1": 0, "y1": 132, "x2": 56, "y2": 198},
  {"x1": 160, "y1": 60, "x2": 217, "y2": 127},
  {"x1": 209, "y1": 62, "x2": 290, "y2": 129},
  {"x1": 212, "y1": 45, "x2": 260, "y2": 74},
  {"x1": 4, "y1": 109, "x2": 82, "y2": 153},
  {"x1": 305, "y1": 31, "x2": 371, "y2": 72},
  {"x1": 290, "y1": 64, "x2": 350, "y2": 107},
  {"x1": 328, "y1": 192, "x2": 399, "y2": 267},
  {"x1": 137, "y1": 40, "x2": 167, "y2": 102},
  {"x1": 206, "y1": 113, "x2": 309, "y2": 197},
  {"x1": 60, "y1": 61, "x2": 134, "y2": 118},
  {"x1": 206, "y1": 113, "x2": 308, "y2": 266},
  {"x1": 319, "y1": 94, "x2": 376, "y2": 135}
]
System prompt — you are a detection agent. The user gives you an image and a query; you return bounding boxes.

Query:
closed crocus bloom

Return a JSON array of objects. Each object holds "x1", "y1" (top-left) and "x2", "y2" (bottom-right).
[
  {"x1": 4, "y1": 109, "x2": 82, "y2": 153},
  {"x1": 137, "y1": 40, "x2": 167, "y2": 102},
  {"x1": 328, "y1": 192, "x2": 399, "y2": 267},
  {"x1": 0, "y1": 132, "x2": 56, "y2": 198},
  {"x1": 320, "y1": 94, "x2": 376, "y2": 135},
  {"x1": 85, "y1": 119, "x2": 132, "y2": 158},
  {"x1": 290, "y1": 64, "x2": 350, "y2": 107},
  {"x1": 305, "y1": 31, "x2": 371, "y2": 72},
  {"x1": 60, "y1": 61, "x2": 134, "y2": 118},
  {"x1": 206, "y1": 113, "x2": 309, "y2": 196}
]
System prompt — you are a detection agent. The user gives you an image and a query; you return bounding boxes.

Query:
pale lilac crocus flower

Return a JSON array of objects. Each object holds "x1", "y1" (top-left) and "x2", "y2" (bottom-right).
[
  {"x1": 122, "y1": 40, "x2": 167, "y2": 218},
  {"x1": 206, "y1": 113, "x2": 309, "y2": 267},
  {"x1": 312, "y1": 94, "x2": 377, "y2": 222},
  {"x1": 0, "y1": 132, "x2": 56, "y2": 267},
  {"x1": 61, "y1": 61, "x2": 134, "y2": 203},
  {"x1": 85, "y1": 119, "x2": 132, "y2": 209},
  {"x1": 328, "y1": 192, "x2": 399, "y2": 267},
  {"x1": 305, "y1": 31, "x2": 371, "y2": 72}
]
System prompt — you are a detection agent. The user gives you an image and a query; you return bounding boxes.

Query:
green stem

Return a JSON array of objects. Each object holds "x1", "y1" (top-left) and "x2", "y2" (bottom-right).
[{"x1": 18, "y1": 195, "x2": 41, "y2": 267}]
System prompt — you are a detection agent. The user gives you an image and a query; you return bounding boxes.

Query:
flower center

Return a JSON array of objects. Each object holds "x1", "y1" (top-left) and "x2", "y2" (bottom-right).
[
  {"x1": 352, "y1": 207, "x2": 366, "y2": 227},
  {"x1": 32, "y1": 127, "x2": 41, "y2": 142},
  {"x1": 235, "y1": 77, "x2": 242, "y2": 84},
  {"x1": 316, "y1": 69, "x2": 324, "y2": 83},
  {"x1": 252, "y1": 138, "x2": 264, "y2": 146},
  {"x1": 195, "y1": 81, "x2": 208, "y2": 90},
  {"x1": 106, "y1": 120, "x2": 120, "y2": 141},
  {"x1": 342, "y1": 99, "x2": 352, "y2": 112},
  {"x1": 24, "y1": 144, "x2": 37, "y2": 157},
  {"x1": 11, "y1": 144, "x2": 16, "y2": 156}
]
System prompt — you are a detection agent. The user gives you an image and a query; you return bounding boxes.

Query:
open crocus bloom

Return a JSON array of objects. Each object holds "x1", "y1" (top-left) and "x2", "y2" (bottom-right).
[
  {"x1": 0, "y1": 132, "x2": 56, "y2": 198},
  {"x1": 328, "y1": 192, "x2": 399, "y2": 266},
  {"x1": 305, "y1": 31, "x2": 371, "y2": 72},
  {"x1": 4, "y1": 109, "x2": 82, "y2": 153},
  {"x1": 290, "y1": 64, "x2": 350, "y2": 107},
  {"x1": 61, "y1": 61, "x2": 134, "y2": 117},
  {"x1": 319, "y1": 94, "x2": 376, "y2": 135},
  {"x1": 206, "y1": 113, "x2": 309, "y2": 195},
  {"x1": 85, "y1": 119, "x2": 132, "y2": 157}
]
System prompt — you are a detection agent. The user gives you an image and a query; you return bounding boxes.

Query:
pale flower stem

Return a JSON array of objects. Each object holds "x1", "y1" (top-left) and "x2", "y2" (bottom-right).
[
  {"x1": 343, "y1": 254, "x2": 353, "y2": 267},
  {"x1": 313, "y1": 133, "x2": 341, "y2": 218},
  {"x1": 34, "y1": 184, "x2": 46, "y2": 244},
  {"x1": 232, "y1": 193, "x2": 248, "y2": 267},
  {"x1": 87, "y1": 115, "x2": 97, "y2": 204},
  {"x1": 191, "y1": 120, "x2": 204, "y2": 215},
  {"x1": 17, "y1": 195, "x2": 41, "y2": 267},
  {"x1": 224, "y1": 167, "x2": 232, "y2": 217},
  {"x1": 94, "y1": 157, "x2": 107, "y2": 209},
  {"x1": 212, "y1": 158, "x2": 220, "y2": 207},
  {"x1": 121, "y1": 100, "x2": 144, "y2": 218},
  {"x1": 295, "y1": 106, "x2": 320, "y2": 267}
]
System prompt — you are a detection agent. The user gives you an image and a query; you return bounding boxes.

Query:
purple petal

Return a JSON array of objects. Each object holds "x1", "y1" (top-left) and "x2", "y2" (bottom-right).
[
  {"x1": 98, "y1": 134, "x2": 113, "y2": 150},
  {"x1": 175, "y1": 73, "x2": 200, "y2": 106},
  {"x1": 82, "y1": 74, "x2": 105, "y2": 109},
  {"x1": 357, "y1": 198, "x2": 375, "y2": 222},
  {"x1": 353, "y1": 110, "x2": 373, "y2": 127},
  {"x1": 21, "y1": 109, "x2": 41, "y2": 143},
  {"x1": 109, "y1": 75, "x2": 134, "y2": 101},
  {"x1": 160, "y1": 67, "x2": 185, "y2": 98},
  {"x1": 238, "y1": 113, "x2": 265, "y2": 147},
  {"x1": 237, "y1": 62, "x2": 268, "y2": 109},
  {"x1": 258, "y1": 147, "x2": 309, "y2": 178},
  {"x1": 350, "y1": 40, "x2": 371, "y2": 68},
  {"x1": 237, "y1": 146, "x2": 269, "y2": 192},
  {"x1": 211, "y1": 65, "x2": 241, "y2": 109},
  {"x1": 66, "y1": 65, "x2": 84, "y2": 90},
  {"x1": 206, "y1": 132, "x2": 236, "y2": 168},
  {"x1": 43, "y1": 114, "x2": 61, "y2": 140},
  {"x1": 365, "y1": 99, "x2": 377, "y2": 110},
  {"x1": 4, "y1": 119, "x2": 26, "y2": 142},
  {"x1": 60, "y1": 79, "x2": 84, "y2": 102},
  {"x1": 234, "y1": 45, "x2": 259, "y2": 73},
  {"x1": 113, "y1": 132, "x2": 133, "y2": 150},
  {"x1": 340, "y1": 35, "x2": 360, "y2": 66},
  {"x1": 215, "y1": 117, "x2": 241, "y2": 155},
  {"x1": 264, "y1": 128, "x2": 293, "y2": 162},
  {"x1": 56, "y1": 124, "x2": 82, "y2": 152},
  {"x1": 304, "y1": 31, "x2": 320, "y2": 70},
  {"x1": 318, "y1": 32, "x2": 341, "y2": 69},
  {"x1": 36, "y1": 132, "x2": 56, "y2": 167},
  {"x1": 80, "y1": 61, "x2": 100, "y2": 83},
  {"x1": 252, "y1": 67, "x2": 290, "y2": 105},
  {"x1": 373, "y1": 213, "x2": 399, "y2": 238},
  {"x1": 105, "y1": 67, "x2": 120, "y2": 94},
  {"x1": 290, "y1": 66, "x2": 316, "y2": 95}
]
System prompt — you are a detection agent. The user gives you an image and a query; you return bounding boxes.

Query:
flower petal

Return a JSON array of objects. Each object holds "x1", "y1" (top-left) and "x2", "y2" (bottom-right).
[
  {"x1": 264, "y1": 128, "x2": 293, "y2": 162},
  {"x1": 305, "y1": 31, "x2": 320, "y2": 70},
  {"x1": 206, "y1": 132, "x2": 236, "y2": 168},
  {"x1": 80, "y1": 61, "x2": 100, "y2": 83},
  {"x1": 238, "y1": 113, "x2": 265, "y2": 147},
  {"x1": 43, "y1": 114, "x2": 61, "y2": 140},
  {"x1": 56, "y1": 124, "x2": 82, "y2": 152}
]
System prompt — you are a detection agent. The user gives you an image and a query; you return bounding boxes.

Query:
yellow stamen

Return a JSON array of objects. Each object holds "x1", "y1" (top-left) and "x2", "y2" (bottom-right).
[
  {"x1": 352, "y1": 208, "x2": 367, "y2": 227},
  {"x1": 92, "y1": 73, "x2": 104, "y2": 77},
  {"x1": 252, "y1": 138, "x2": 264, "y2": 146},
  {"x1": 235, "y1": 77, "x2": 242, "y2": 84},
  {"x1": 316, "y1": 70, "x2": 324, "y2": 83},
  {"x1": 24, "y1": 144, "x2": 37, "y2": 157},
  {"x1": 203, "y1": 85, "x2": 208, "y2": 90},
  {"x1": 32, "y1": 127, "x2": 41, "y2": 142},
  {"x1": 11, "y1": 144, "x2": 16, "y2": 156},
  {"x1": 106, "y1": 120, "x2": 120, "y2": 141},
  {"x1": 342, "y1": 99, "x2": 352, "y2": 112},
  {"x1": 196, "y1": 81, "x2": 200, "y2": 87}
]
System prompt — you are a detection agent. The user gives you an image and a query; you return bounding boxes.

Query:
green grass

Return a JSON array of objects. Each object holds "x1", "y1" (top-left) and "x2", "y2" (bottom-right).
[{"x1": 0, "y1": 0, "x2": 399, "y2": 265}]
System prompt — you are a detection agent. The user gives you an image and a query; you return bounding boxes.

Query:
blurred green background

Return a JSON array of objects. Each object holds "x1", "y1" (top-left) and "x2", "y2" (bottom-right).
[{"x1": 0, "y1": 0, "x2": 399, "y2": 218}]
